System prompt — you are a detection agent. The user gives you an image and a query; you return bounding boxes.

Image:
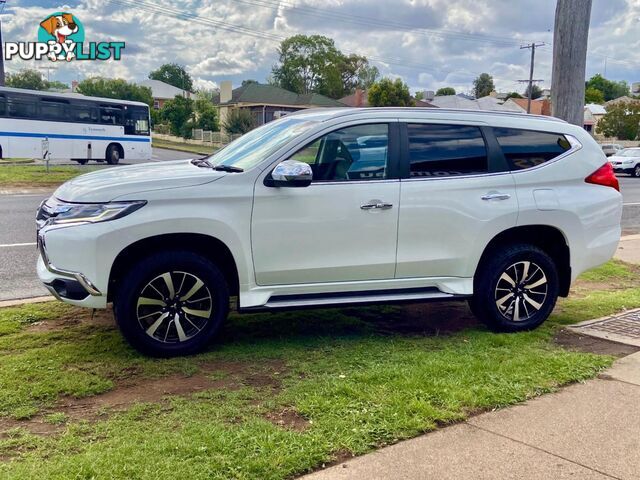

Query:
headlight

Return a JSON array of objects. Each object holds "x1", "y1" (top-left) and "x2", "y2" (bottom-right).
[{"x1": 38, "y1": 198, "x2": 146, "y2": 227}]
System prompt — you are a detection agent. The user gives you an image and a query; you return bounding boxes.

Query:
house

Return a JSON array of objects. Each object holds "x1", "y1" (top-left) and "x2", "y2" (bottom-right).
[
  {"x1": 215, "y1": 81, "x2": 345, "y2": 131},
  {"x1": 339, "y1": 88, "x2": 368, "y2": 107},
  {"x1": 605, "y1": 96, "x2": 640, "y2": 107},
  {"x1": 632, "y1": 82, "x2": 640, "y2": 95},
  {"x1": 138, "y1": 79, "x2": 192, "y2": 110},
  {"x1": 503, "y1": 98, "x2": 552, "y2": 116},
  {"x1": 429, "y1": 94, "x2": 520, "y2": 112},
  {"x1": 583, "y1": 103, "x2": 607, "y2": 134}
]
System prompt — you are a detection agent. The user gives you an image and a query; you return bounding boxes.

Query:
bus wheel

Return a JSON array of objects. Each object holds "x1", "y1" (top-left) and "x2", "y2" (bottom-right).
[
  {"x1": 106, "y1": 145, "x2": 121, "y2": 165},
  {"x1": 76, "y1": 159, "x2": 88, "y2": 165}
]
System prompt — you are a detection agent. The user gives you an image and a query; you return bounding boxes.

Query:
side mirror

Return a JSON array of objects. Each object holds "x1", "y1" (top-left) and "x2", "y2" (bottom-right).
[{"x1": 266, "y1": 160, "x2": 313, "y2": 187}]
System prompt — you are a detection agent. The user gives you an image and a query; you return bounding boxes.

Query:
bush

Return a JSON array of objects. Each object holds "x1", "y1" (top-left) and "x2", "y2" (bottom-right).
[{"x1": 223, "y1": 109, "x2": 255, "y2": 134}]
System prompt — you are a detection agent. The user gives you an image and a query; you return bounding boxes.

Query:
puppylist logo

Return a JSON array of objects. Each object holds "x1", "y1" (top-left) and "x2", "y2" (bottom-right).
[{"x1": 5, "y1": 12, "x2": 125, "y2": 62}]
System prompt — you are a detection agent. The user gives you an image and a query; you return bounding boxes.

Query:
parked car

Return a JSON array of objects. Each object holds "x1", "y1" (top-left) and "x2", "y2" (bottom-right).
[
  {"x1": 601, "y1": 143, "x2": 624, "y2": 157},
  {"x1": 609, "y1": 148, "x2": 640, "y2": 177},
  {"x1": 36, "y1": 108, "x2": 623, "y2": 356}
]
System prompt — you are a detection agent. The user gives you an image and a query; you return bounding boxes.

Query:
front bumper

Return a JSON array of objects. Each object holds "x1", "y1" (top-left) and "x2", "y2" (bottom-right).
[{"x1": 37, "y1": 231, "x2": 107, "y2": 308}]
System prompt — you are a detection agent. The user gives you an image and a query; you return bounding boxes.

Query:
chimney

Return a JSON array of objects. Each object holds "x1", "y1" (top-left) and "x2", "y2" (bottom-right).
[
  {"x1": 489, "y1": 90, "x2": 497, "y2": 98},
  {"x1": 424, "y1": 90, "x2": 435, "y2": 101},
  {"x1": 71, "y1": 80, "x2": 78, "y2": 92},
  {"x1": 220, "y1": 80, "x2": 232, "y2": 104},
  {"x1": 355, "y1": 88, "x2": 364, "y2": 107}
]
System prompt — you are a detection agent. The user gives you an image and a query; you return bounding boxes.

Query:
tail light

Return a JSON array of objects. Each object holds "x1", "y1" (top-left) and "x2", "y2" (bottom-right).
[{"x1": 585, "y1": 162, "x2": 619, "y2": 191}]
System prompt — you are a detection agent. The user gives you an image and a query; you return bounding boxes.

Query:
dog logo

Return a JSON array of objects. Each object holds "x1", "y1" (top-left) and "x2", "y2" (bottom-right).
[
  {"x1": 4, "y1": 12, "x2": 124, "y2": 62},
  {"x1": 38, "y1": 12, "x2": 83, "y2": 61}
]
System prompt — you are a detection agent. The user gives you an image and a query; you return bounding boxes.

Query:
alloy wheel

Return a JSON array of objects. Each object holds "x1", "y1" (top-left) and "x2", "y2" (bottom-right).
[
  {"x1": 494, "y1": 261, "x2": 548, "y2": 322},
  {"x1": 635, "y1": 165, "x2": 640, "y2": 178},
  {"x1": 136, "y1": 271, "x2": 212, "y2": 343}
]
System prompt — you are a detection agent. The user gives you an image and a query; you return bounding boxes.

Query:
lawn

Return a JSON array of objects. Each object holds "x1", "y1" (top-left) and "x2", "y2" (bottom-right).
[
  {"x1": 0, "y1": 165, "x2": 96, "y2": 188},
  {"x1": 0, "y1": 260, "x2": 638, "y2": 479},
  {"x1": 152, "y1": 138, "x2": 218, "y2": 156}
]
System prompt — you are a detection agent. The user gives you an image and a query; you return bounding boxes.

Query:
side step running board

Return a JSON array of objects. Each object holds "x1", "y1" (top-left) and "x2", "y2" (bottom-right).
[{"x1": 241, "y1": 287, "x2": 470, "y2": 312}]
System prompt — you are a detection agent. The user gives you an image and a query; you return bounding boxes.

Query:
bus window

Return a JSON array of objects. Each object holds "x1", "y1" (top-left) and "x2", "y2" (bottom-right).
[
  {"x1": 100, "y1": 106, "x2": 123, "y2": 125},
  {"x1": 0, "y1": 96, "x2": 6, "y2": 116},
  {"x1": 72, "y1": 104, "x2": 98, "y2": 123},
  {"x1": 8, "y1": 96, "x2": 36, "y2": 118},
  {"x1": 40, "y1": 99, "x2": 68, "y2": 121},
  {"x1": 124, "y1": 106, "x2": 150, "y2": 135}
]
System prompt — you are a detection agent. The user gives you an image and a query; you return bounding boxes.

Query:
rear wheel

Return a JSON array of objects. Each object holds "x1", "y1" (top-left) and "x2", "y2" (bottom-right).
[
  {"x1": 634, "y1": 164, "x2": 640, "y2": 178},
  {"x1": 106, "y1": 144, "x2": 121, "y2": 165},
  {"x1": 469, "y1": 244, "x2": 559, "y2": 332},
  {"x1": 114, "y1": 251, "x2": 229, "y2": 357}
]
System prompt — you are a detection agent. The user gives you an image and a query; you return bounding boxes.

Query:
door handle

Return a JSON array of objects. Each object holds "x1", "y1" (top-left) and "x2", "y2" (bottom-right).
[
  {"x1": 361, "y1": 201, "x2": 393, "y2": 210},
  {"x1": 481, "y1": 193, "x2": 511, "y2": 201}
]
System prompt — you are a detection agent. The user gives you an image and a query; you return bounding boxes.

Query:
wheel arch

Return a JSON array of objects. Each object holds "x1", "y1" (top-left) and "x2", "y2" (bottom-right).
[
  {"x1": 108, "y1": 233, "x2": 239, "y2": 302},
  {"x1": 475, "y1": 225, "x2": 571, "y2": 297}
]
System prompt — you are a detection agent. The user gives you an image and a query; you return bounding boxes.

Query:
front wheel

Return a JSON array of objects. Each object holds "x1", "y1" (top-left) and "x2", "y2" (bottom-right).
[
  {"x1": 114, "y1": 251, "x2": 229, "y2": 357},
  {"x1": 106, "y1": 145, "x2": 121, "y2": 165},
  {"x1": 634, "y1": 164, "x2": 640, "y2": 178},
  {"x1": 469, "y1": 244, "x2": 559, "y2": 332}
]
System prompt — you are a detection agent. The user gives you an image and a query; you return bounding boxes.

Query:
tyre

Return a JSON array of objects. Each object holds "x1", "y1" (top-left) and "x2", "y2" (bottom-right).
[
  {"x1": 469, "y1": 243, "x2": 559, "y2": 333},
  {"x1": 114, "y1": 251, "x2": 229, "y2": 357},
  {"x1": 634, "y1": 164, "x2": 640, "y2": 178},
  {"x1": 76, "y1": 159, "x2": 88, "y2": 165},
  {"x1": 106, "y1": 145, "x2": 121, "y2": 165}
]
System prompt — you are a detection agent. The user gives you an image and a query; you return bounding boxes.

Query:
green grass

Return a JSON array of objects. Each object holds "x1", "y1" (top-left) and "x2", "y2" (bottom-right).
[
  {"x1": 578, "y1": 259, "x2": 635, "y2": 282},
  {"x1": 0, "y1": 165, "x2": 96, "y2": 187},
  {"x1": 0, "y1": 260, "x2": 638, "y2": 479},
  {"x1": 152, "y1": 138, "x2": 217, "y2": 156}
]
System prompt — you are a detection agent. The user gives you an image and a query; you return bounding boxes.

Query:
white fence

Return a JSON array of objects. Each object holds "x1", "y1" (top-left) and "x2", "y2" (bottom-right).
[{"x1": 192, "y1": 129, "x2": 242, "y2": 145}]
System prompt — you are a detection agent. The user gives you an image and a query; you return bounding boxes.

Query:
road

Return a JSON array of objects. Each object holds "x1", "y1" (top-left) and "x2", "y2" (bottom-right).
[{"x1": 1, "y1": 171, "x2": 640, "y2": 301}]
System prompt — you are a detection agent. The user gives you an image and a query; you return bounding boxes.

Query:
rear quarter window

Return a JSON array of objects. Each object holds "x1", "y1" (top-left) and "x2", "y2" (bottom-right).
[{"x1": 494, "y1": 127, "x2": 571, "y2": 171}]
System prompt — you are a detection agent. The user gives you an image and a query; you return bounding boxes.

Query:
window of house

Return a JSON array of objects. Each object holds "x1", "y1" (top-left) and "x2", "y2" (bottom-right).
[
  {"x1": 493, "y1": 127, "x2": 571, "y2": 170},
  {"x1": 407, "y1": 124, "x2": 488, "y2": 177},
  {"x1": 289, "y1": 123, "x2": 389, "y2": 181}
]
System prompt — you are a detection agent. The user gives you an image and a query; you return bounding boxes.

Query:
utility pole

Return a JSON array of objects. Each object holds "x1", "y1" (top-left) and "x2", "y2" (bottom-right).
[
  {"x1": 0, "y1": 1, "x2": 7, "y2": 87},
  {"x1": 551, "y1": 0, "x2": 592, "y2": 125},
  {"x1": 520, "y1": 42, "x2": 545, "y2": 113}
]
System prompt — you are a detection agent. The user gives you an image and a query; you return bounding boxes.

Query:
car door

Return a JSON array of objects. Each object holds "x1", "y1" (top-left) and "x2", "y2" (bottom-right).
[
  {"x1": 395, "y1": 122, "x2": 518, "y2": 279},
  {"x1": 251, "y1": 122, "x2": 401, "y2": 286}
]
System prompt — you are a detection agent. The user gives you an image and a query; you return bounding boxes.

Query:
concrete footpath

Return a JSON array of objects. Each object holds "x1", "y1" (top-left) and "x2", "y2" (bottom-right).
[
  {"x1": 303, "y1": 353, "x2": 640, "y2": 479},
  {"x1": 616, "y1": 234, "x2": 640, "y2": 264}
]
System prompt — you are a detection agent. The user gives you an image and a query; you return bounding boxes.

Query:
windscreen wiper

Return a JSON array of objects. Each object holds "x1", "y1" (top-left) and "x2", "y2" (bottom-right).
[
  {"x1": 190, "y1": 158, "x2": 213, "y2": 168},
  {"x1": 213, "y1": 165, "x2": 244, "y2": 173}
]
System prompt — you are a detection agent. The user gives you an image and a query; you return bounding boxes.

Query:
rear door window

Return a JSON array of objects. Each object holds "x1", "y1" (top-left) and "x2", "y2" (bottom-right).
[
  {"x1": 493, "y1": 128, "x2": 571, "y2": 170},
  {"x1": 406, "y1": 124, "x2": 488, "y2": 177}
]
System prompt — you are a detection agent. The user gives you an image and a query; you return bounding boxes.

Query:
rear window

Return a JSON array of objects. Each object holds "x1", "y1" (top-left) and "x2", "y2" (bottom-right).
[{"x1": 494, "y1": 128, "x2": 571, "y2": 170}]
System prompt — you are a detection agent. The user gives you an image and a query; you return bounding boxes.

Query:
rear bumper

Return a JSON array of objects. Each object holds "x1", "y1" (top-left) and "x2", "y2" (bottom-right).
[{"x1": 571, "y1": 223, "x2": 621, "y2": 282}]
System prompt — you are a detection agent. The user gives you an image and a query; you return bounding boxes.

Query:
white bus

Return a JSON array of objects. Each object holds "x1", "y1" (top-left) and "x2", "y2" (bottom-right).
[{"x1": 0, "y1": 86, "x2": 151, "y2": 165}]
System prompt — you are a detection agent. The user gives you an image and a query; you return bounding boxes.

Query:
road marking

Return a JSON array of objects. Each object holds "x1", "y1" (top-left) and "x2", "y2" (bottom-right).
[{"x1": 0, "y1": 242, "x2": 36, "y2": 248}]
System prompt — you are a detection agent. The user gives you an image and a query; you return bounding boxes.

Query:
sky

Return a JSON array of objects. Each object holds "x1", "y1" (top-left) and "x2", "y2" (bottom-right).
[{"x1": 2, "y1": 0, "x2": 639, "y2": 96}]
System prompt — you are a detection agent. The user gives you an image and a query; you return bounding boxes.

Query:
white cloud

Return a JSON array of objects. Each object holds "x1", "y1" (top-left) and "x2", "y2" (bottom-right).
[{"x1": 2, "y1": 0, "x2": 638, "y2": 95}]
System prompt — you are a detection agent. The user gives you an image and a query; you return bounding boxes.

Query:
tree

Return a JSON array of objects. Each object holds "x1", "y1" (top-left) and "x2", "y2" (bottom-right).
[
  {"x1": 436, "y1": 87, "x2": 456, "y2": 96},
  {"x1": 367, "y1": 78, "x2": 414, "y2": 107},
  {"x1": 6, "y1": 69, "x2": 48, "y2": 90},
  {"x1": 76, "y1": 78, "x2": 153, "y2": 105},
  {"x1": 241, "y1": 79, "x2": 259, "y2": 87},
  {"x1": 596, "y1": 101, "x2": 640, "y2": 140},
  {"x1": 271, "y1": 34, "x2": 376, "y2": 98},
  {"x1": 149, "y1": 63, "x2": 194, "y2": 92},
  {"x1": 47, "y1": 80, "x2": 69, "y2": 90},
  {"x1": 194, "y1": 94, "x2": 218, "y2": 131},
  {"x1": 505, "y1": 92, "x2": 523, "y2": 100},
  {"x1": 160, "y1": 95, "x2": 194, "y2": 137},
  {"x1": 585, "y1": 86, "x2": 605, "y2": 104},
  {"x1": 414, "y1": 91, "x2": 424, "y2": 101},
  {"x1": 585, "y1": 74, "x2": 629, "y2": 102},
  {"x1": 223, "y1": 109, "x2": 255, "y2": 135},
  {"x1": 524, "y1": 84, "x2": 542, "y2": 99},
  {"x1": 473, "y1": 73, "x2": 494, "y2": 98}
]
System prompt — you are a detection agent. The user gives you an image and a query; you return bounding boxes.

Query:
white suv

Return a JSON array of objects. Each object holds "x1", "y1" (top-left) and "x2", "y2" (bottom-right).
[{"x1": 36, "y1": 108, "x2": 623, "y2": 356}]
